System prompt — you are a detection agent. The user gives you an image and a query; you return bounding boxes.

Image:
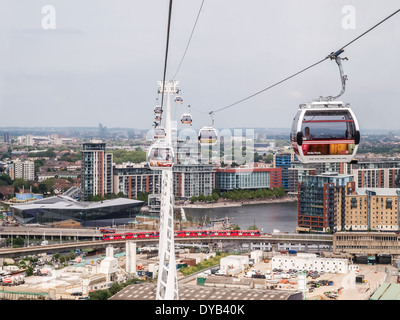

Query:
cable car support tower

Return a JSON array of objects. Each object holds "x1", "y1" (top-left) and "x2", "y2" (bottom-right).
[{"x1": 155, "y1": 80, "x2": 179, "y2": 300}]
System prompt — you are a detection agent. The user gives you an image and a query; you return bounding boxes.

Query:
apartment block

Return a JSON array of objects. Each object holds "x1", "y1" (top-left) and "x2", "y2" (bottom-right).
[
  {"x1": 297, "y1": 173, "x2": 354, "y2": 233},
  {"x1": 81, "y1": 141, "x2": 113, "y2": 200},
  {"x1": 215, "y1": 167, "x2": 282, "y2": 191},
  {"x1": 273, "y1": 152, "x2": 296, "y2": 190},
  {"x1": 342, "y1": 187, "x2": 400, "y2": 232},
  {"x1": 113, "y1": 162, "x2": 161, "y2": 199},
  {"x1": 174, "y1": 164, "x2": 215, "y2": 199},
  {"x1": 9, "y1": 160, "x2": 35, "y2": 181}
]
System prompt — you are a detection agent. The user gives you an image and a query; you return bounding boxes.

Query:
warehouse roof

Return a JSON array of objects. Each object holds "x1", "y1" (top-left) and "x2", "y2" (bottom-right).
[
  {"x1": 370, "y1": 283, "x2": 400, "y2": 300},
  {"x1": 109, "y1": 282, "x2": 302, "y2": 300}
]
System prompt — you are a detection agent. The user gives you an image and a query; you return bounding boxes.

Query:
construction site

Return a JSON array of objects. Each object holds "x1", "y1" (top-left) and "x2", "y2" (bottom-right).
[{"x1": 1, "y1": 239, "x2": 399, "y2": 300}]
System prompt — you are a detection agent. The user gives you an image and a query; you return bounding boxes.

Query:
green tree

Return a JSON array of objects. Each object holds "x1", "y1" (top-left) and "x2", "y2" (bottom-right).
[
  {"x1": 109, "y1": 150, "x2": 146, "y2": 164},
  {"x1": 89, "y1": 290, "x2": 111, "y2": 300},
  {"x1": 248, "y1": 225, "x2": 259, "y2": 230},
  {"x1": 38, "y1": 183, "x2": 48, "y2": 195},
  {"x1": 136, "y1": 192, "x2": 149, "y2": 202},
  {"x1": 0, "y1": 174, "x2": 12, "y2": 186},
  {"x1": 34, "y1": 159, "x2": 46, "y2": 174},
  {"x1": 12, "y1": 237, "x2": 25, "y2": 248},
  {"x1": 109, "y1": 282, "x2": 123, "y2": 296},
  {"x1": 211, "y1": 192, "x2": 219, "y2": 201},
  {"x1": 13, "y1": 178, "x2": 33, "y2": 191}
]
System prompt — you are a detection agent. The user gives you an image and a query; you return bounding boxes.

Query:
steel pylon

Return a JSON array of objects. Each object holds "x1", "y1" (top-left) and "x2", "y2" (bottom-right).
[{"x1": 155, "y1": 80, "x2": 179, "y2": 300}]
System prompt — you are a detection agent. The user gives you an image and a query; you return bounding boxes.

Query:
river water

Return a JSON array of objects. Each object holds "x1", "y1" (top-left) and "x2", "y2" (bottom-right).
[{"x1": 183, "y1": 201, "x2": 298, "y2": 233}]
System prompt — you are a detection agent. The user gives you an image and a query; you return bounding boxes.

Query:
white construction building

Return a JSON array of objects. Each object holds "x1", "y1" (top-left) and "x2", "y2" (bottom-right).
[
  {"x1": 271, "y1": 254, "x2": 348, "y2": 274},
  {"x1": 125, "y1": 241, "x2": 137, "y2": 276},
  {"x1": 98, "y1": 246, "x2": 119, "y2": 283},
  {"x1": 220, "y1": 255, "x2": 249, "y2": 272}
]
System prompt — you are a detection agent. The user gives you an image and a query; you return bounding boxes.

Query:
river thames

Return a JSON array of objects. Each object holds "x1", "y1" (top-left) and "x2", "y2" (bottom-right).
[{"x1": 183, "y1": 201, "x2": 298, "y2": 233}]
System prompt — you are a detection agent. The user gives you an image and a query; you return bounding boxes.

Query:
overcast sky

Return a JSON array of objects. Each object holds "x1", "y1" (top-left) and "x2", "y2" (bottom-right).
[{"x1": 0, "y1": 0, "x2": 399, "y2": 132}]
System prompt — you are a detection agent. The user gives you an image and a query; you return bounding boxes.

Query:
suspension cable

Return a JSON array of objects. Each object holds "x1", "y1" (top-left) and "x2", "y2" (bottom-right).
[
  {"x1": 208, "y1": 8, "x2": 400, "y2": 115},
  {"x1": 159, "y1": 0, "x2": 174, "y2": 117},
  {"x1": 211, "y1": 57, "x2": 329, "y2": 114},
  {"x1": 171, "y1": 0, "x2": 205, "y2": 80}
]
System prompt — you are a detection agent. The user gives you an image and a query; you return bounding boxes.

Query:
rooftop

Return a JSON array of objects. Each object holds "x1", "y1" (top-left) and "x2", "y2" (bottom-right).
[
  {"x1": 11, "y1": 195, "x2": 144, "y2": 211},
  {"x1": 356, "y1": 188, "x2": 400, "y2": 196},
  {"x1": 370, "y1": 283, "x2": 400, "y2": 300},
  {"x1": 109, "y1": 282, "x2": 301, "y2": 300}
]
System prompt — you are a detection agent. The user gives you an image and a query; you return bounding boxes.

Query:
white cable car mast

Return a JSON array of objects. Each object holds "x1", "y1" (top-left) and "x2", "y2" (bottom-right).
[{"x1": 155, "y1": 80, "x2": 179, "y2": 300}]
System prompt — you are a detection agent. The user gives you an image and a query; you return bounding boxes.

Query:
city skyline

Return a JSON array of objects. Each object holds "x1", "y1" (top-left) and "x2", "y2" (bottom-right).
[{"x1": 0, "y1": 1, "x2": 399, "y2": 131}]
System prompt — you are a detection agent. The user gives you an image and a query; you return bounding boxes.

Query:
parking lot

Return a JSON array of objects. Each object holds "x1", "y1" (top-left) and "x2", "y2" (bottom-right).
[
  {"x1": 249, "y1": 259, "x2": 396, "y2": 300},
  {"x1": 190, "y1": 254, "x2": 398, "y2": 300}
]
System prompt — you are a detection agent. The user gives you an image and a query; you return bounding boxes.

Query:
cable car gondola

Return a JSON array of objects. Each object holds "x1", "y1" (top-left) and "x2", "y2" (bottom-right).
[
  {"x1": 290, "y1": 101, "x2": 360, "y2": 163},
  {"x1": 154, "y1": 114, "x2": 162, "y2": 123},
  {"x1": 147, "y1": 144, "x2": 174, "y2": 169},
  {"x1": 198, "y1": 126, "x2": 218, "y2": 146},
  {"x1": 198, "y1": 112, "x2": 218, "y2": 145},
  {"x1": 154, "y1": 105, "x2": 162, "y2": 114},
  {"x1": 290, "y1": 49, "x2": 360, "y2": 163},
  {"x1": 153, "y1": 127, "x2": 166, "y2": 140},
  {"x1": 180, "y1": 113, "x2": 192, "y2": 125},
  {"x1": 174, "y1": 96, "x2": 183, "y2": 104}
]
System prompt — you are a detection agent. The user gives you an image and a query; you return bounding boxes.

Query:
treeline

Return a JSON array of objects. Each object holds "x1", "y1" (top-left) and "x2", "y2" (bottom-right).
[
  {"x1": 89, "y1": 278, "x2": 145, "y2": 300},
  {"x1": 221, "y1": 187, "x2": 286, "y2": 200},
  {"x1": 0, "y1": 174, "x2": 56, "y2": 196},
  {"x1": 108, "y1": 149, "x2": 146, "y2": 164},
  {"x1": 86, "y1": 192, "x2": 125, "y2": 202},
  {"x1": 190, "y1": 187, "x2": 286, "y2": 203},
  {"x1": 179, "y1": 251, "x2": 228, "y2": 276},
  {"x1": 358, "y1": 144, "x2": 400, "y2": 155}
]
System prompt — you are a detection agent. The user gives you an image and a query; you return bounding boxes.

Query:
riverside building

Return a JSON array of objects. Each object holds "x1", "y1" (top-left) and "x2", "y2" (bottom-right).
[
  {"x1": 289, "y1": 158, "x2": 400, "y2": 194},
  {"x1": 297, "y1": 173, "x2": 354, "y2": 233},
  {"x1": 173, "y1": 164, "x2": 215, "y2": 199},
  {"x1": 215, "y1": 167, "x2": 282, "y2": 191},
  {"x1": 273, "y1": 152, "x2": 297, "y2": 190},
  {"x1": 297, "y1": 171, "x2": 400, "y2": 233},
  {"x1": 342, "y1": 187, "x2": 400, "y2": 232}
]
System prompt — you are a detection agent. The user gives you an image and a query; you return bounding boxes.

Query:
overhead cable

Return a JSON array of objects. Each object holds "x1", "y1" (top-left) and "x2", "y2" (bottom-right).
[
  {"x1": 160, "y1": 0, "x2": 174, "y2": 116},
  {"x1": 209, "y1": 8, "x2": 400, "y2": 115},
  {"x1": 171, "y1": 0, "x2": 205, "y2": 80}
]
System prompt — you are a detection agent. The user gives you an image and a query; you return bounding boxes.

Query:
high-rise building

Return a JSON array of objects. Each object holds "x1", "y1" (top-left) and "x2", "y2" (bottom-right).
[
  {"x1": 273, "y1": 152, "x2": 297, "y2": 190},
  {"x1": 297, "y1": 172, "x2": 354, "y2": 233},
  {"x1": 9, "y1": 160, "x2": 35, "y2": 181},
  {"x1": 81, "y1": 141, "x2": 113, "y2": 200},
  {"x1": 26, "y1": 134, "x2": 34, "y2": 146},
  {"x1": 3, "y1": 132, "x2": 10, "y2": 143}
]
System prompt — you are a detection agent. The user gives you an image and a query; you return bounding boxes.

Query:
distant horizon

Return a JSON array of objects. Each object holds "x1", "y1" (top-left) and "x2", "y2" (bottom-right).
[{"x1": 0, "y1": 126, "x2": 397, "y2": 134}]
